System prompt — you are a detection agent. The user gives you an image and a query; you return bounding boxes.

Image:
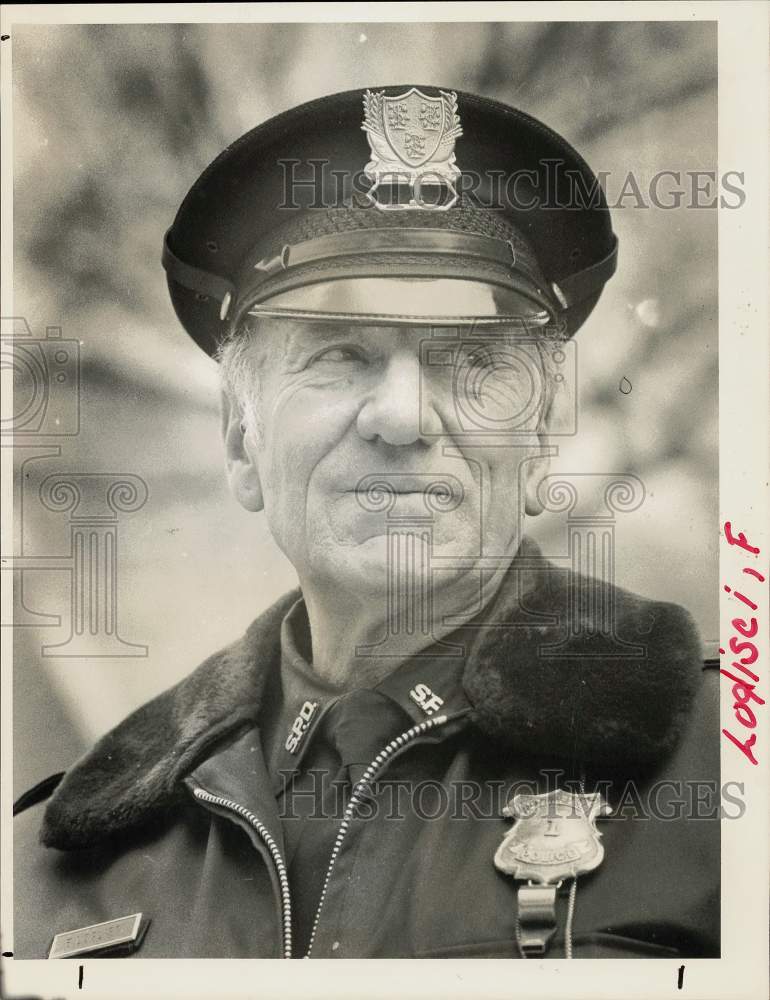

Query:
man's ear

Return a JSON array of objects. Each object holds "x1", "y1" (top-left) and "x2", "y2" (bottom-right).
[
  {"x1": 523, "y1": 440, "x2": 552, "y2": 516},
  {"x1": 221, "y1": 389, "x2": 264, "y2": 512}
]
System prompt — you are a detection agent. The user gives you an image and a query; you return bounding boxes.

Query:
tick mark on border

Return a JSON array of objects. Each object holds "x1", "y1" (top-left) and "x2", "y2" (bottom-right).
[
  {"x1": 677, "y1": 964, "x2": 685, "y2": 989},
  {"x1": 78, "y1": 964, "x2": 84, "y2": 989},
  {"x1": 1, "y1": 951, "x2": 13, "y2": 957}
]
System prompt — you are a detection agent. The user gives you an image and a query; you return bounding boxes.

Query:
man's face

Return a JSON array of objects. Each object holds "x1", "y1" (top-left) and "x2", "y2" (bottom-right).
[{"x1": 228, "y1": 304, "x2": 549, "y2": 596}]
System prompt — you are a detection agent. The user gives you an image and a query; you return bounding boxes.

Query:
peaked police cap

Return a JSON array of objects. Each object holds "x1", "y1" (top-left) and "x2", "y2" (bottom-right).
[{"x1": 162, "y1": 86, "x2": 618, "y2": 356}]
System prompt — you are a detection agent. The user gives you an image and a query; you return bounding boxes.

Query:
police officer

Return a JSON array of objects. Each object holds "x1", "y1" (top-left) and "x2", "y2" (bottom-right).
[{"x1": 14, "y1": 86, "x2": 719, "y2": 960}]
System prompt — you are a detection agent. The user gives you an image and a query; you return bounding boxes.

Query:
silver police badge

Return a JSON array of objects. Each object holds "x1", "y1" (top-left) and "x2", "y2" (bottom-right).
[
  {"x1": 361, "y1": 88, "x2": 463, "y2": 211},
  {"x1": 495, "y1": 789, "x2": 612, "y2": 885}
]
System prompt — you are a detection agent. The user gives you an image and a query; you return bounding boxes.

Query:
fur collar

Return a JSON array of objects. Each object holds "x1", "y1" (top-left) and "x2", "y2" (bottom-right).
[{"x1": 41, "y1": 539, "x2": 702, "y2": 849}]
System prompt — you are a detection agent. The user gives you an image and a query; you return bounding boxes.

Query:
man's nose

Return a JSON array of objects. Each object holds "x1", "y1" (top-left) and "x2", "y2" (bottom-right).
[{"x1": 357, "y1": 353, "x2": 442, "y2": 446}]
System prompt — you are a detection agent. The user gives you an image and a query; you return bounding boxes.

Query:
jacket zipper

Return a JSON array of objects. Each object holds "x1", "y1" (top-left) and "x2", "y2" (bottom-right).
[
  {"x1": 304, "y1": 713, "x2": 448, "y2": 957},
  {"x1": 191, "y1": 787, "x2": 293, "y2": 959},
  {"x1": 193, "y1": 713, "x2": 449, "y2": 959}
]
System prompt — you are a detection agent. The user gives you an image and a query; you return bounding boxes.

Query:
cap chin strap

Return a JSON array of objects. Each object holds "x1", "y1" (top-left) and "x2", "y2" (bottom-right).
[
  {"x1": 161, "y1": 229, "x2": 617, "y2": 326},
  {"x1": 161, "y1": 232, "x2": 235, "y2": 307},
  {"x1": 241, "y1": 305, "x2": 556, "y2": 330},
  {"x1": 550, "y1": 235, "x2": 618, "y2": 311}
]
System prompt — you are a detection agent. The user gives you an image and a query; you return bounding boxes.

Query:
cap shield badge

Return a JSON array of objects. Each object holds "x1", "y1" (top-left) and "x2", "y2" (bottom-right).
[{"x1": 362, "y1": 88, "x2": 463, "y2": 211}]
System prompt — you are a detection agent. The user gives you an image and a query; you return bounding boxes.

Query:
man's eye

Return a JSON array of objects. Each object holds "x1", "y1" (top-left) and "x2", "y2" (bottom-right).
[{"x1": 311, "y1": 346, "x2": 365, "y2": 365}]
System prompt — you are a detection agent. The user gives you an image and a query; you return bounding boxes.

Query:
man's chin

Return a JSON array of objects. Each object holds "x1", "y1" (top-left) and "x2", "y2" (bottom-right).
[
  {"x1": 309, "y1": 530, "x2": 480, "y2": 596},
  {"x1": 314, "y1": 534, "x2": 393, "y2": 592}
]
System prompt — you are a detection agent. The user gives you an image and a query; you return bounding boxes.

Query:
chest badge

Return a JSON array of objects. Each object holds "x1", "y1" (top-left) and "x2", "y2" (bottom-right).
[{"x1": 495, "y1": 788, "x2": 612, "y2": 885}]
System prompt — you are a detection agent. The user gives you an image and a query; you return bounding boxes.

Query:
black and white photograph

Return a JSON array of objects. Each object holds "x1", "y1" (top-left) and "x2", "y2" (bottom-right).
[{"x1": 1, "y1": 4, "x2": 767, "y2": 999}]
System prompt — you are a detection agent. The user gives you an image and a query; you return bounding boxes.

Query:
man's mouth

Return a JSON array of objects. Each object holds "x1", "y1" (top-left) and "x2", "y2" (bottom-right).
[
  {"x1": 343, "y1": 488, "x2": 425, "y2": 495},
  {"x1": 348, "y1": 473, "x2": 461, "y2": 492},
  {"x1": 335, "y1": 475, "x2": 466, "y2": 516}
]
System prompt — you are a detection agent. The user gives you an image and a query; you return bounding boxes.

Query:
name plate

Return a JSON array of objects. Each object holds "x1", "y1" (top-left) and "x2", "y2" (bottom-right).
[{"x1": 48, "y1": 913, "x2": 147, "y2": 959}]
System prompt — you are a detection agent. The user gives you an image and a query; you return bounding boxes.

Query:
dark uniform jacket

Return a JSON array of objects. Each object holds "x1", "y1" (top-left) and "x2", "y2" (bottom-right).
[{"x1": 14, "y1": 545, "x2": 720, "y2": 960}]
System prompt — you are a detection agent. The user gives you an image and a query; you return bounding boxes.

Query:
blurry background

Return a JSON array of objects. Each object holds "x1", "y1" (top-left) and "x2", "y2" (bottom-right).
[{"x1": 9, "y1": 21, "x2": 718, "y2": 792}]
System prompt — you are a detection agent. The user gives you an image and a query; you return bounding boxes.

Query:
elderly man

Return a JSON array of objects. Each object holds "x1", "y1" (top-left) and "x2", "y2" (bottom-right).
[{"x1": 14, "y1": 87, "x2": 719, "y2": 960}]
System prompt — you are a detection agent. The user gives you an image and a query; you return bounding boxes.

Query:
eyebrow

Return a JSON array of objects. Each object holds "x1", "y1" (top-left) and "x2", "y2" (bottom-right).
[
  {"x1": 283, "y1": 322, "x2": 391, "y2": 354},
  {"x1": 279, "y1": 322, "x2": 546, "y2": 360}
]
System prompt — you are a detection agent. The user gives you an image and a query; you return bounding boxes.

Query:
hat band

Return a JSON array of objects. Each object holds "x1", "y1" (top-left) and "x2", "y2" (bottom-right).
[
  {"x1": 234, "y1": 227, "x2": 556, "y2": 318},
  {"x1": 161, "y1": 228, "x2": 618, "y2": 328},
  {"x1": 249, "y1": 228, "x2": 538, "y2": 280}
]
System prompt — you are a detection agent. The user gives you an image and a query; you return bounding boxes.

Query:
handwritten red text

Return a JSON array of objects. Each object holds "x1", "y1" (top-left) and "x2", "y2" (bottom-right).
[{"x1": 721, "y1": 521, "x2": 765, "y2": 765}]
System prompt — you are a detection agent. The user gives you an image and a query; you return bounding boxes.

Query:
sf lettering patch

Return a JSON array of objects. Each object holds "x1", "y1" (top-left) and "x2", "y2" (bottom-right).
[
  {"x1": 409, "y1": 683, "x2": 444, "y2": 716},
  {"x1": 285, "y1": 700, "x2": 319, "y2": 753}
]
